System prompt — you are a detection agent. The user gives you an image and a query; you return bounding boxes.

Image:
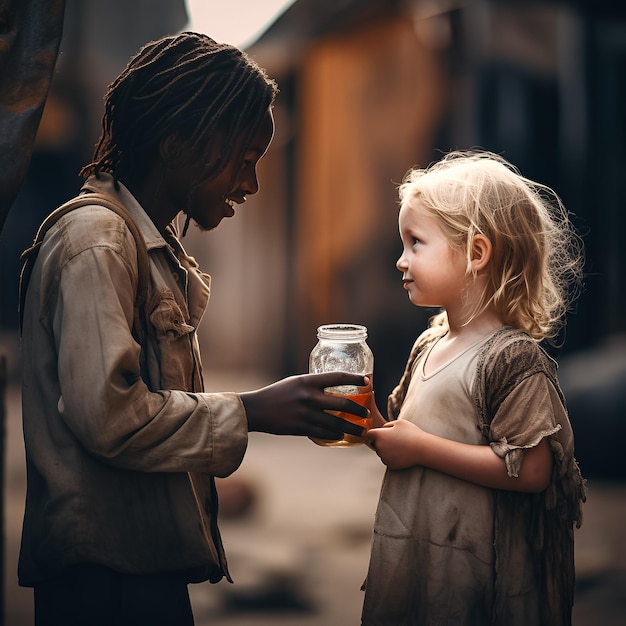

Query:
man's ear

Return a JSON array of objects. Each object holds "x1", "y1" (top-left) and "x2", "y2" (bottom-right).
[
  {"x1": 470, "y1": 234, "x2": 492, "y2": 272},
  {"x1": 160, "y1": 134, "x2": 189, "y2": 168}
]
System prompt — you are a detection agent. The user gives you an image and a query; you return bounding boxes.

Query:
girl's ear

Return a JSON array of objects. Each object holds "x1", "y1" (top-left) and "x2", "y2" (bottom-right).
[{"x1": 470, "y1": 234, "x2": 492, "y2": 272}]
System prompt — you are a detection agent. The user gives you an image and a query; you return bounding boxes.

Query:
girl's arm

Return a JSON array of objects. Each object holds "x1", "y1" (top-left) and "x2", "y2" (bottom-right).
[{"x1": 367, "y1": 419, "x2": 552, "y2": 493}]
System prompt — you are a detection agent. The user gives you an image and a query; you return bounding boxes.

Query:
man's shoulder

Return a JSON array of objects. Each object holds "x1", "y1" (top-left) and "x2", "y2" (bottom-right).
[{"x1": 48, "y1": 202, "x2": 137, "y2": 262}]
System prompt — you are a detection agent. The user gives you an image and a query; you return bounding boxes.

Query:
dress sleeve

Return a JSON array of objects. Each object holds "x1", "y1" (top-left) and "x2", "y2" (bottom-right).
[
  {"x1": 480, "y1": 335, "x2": 579, "y2": 486},
  {"x1": 488, "y1": 373, "x2": 564, "y2": 477}
]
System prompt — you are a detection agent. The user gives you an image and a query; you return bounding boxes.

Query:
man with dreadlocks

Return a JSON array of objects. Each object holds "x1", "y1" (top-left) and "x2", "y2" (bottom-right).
[{"x1": 17, "y1": 32, "x2": 368, "y2": 625}]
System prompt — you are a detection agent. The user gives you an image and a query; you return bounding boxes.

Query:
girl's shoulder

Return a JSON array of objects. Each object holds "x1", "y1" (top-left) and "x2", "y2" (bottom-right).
[
  {"x1": 474, "y1": 327, "x2": 564, "y2": 428},
  {"x1": 480, "y1": 327, "x2": 558, "y2": 381}
]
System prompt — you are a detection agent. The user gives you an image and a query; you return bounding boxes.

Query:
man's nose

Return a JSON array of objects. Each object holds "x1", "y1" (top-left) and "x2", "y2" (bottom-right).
[{"x1": 241, "y1": 170, "x2": 260, "y2": 196}]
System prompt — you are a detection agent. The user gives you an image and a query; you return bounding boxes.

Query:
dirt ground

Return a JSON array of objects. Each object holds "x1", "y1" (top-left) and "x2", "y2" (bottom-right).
[{"x1": 3, "y1": 370, "x2": 626, "y2": 625}]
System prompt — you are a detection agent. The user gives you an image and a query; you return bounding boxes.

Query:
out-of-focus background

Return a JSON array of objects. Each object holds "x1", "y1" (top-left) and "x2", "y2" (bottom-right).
[{"x1": 1, "y1": 0, "x2": 625, "y2": 624}]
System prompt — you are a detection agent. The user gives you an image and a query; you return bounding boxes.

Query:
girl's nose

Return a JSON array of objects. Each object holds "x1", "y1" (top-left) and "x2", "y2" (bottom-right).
[{"x1": 396, "y1": 254, "x2": 407, "y2": 271}]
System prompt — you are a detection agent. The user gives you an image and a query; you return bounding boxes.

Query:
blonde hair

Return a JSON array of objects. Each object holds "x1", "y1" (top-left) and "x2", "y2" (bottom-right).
[{"x1": 399, "y1": 150, "x2": 584, "y2": 343}]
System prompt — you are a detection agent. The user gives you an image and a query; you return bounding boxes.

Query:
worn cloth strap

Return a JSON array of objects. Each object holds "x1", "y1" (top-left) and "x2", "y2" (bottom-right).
[{"x1": 18, "y1": 190, "x2": 151, "y2": 349}]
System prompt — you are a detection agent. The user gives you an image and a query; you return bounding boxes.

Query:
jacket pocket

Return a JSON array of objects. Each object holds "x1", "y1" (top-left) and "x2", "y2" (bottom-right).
[{"x1": 147, "y1": 289, "x2": 196, "y2": 390}]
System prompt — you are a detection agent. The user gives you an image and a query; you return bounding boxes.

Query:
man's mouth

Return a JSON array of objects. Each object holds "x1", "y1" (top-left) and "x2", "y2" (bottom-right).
[
  {"x1": 224, "y1": 197, "x2": 236, "y2": 217},
  {"x1": 224, "y1": 195, "x2": 246, "y2": 216},
  {"x1": 225, "y1": 194, "x2": 247, "y2": 205}
]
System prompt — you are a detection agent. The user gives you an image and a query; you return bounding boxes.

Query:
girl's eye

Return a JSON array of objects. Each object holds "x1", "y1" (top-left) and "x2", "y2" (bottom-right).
[{"x1": 412, "y1": 237, "x2": 420, "y2": 248}]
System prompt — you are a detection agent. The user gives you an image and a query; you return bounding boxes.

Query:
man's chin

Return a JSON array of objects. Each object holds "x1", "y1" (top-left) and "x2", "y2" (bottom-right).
[{"x1": 187, "y1": 217, "x2": 223, "y2": 234}]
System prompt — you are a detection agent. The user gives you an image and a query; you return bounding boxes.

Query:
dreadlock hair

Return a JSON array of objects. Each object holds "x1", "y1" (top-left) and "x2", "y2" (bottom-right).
[{"x1": 80, "y1": 32, "x2": 278, "y2": 187}]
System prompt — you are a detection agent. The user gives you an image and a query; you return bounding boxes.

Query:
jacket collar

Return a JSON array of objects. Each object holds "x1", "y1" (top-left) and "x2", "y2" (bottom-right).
[{"x1": 81, "y1": 174, "x2": 167, "y2": 253}]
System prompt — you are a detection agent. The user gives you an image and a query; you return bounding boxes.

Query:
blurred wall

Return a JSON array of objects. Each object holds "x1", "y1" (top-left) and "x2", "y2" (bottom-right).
[
  {"x1": 292, "y1": 14, "x2": 451, "y2": 395},
  {"x1": 190, "y1": 9, "x2": 452, "y2": 392},
  {"x1": 3, "y1": 0, "x2": 624, "y2": 414},
  {"x1": 235, "y1": 0, "x2": 626, "y2": 405}
]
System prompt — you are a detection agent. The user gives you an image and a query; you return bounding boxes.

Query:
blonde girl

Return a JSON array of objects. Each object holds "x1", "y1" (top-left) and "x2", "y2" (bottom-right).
[{"x1": 363, "y1": 150, "x2": 585, "y2": 626}]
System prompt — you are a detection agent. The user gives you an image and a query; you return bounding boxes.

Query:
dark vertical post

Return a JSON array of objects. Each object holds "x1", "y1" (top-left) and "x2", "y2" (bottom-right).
[{"x1": 0, "y1": 355, "x2": 6, "y2": 623}]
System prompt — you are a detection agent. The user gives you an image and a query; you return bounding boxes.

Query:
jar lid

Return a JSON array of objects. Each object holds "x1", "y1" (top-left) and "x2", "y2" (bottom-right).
[{"x1": 317, "y1": 324, "x2": 368, "y2": 340}]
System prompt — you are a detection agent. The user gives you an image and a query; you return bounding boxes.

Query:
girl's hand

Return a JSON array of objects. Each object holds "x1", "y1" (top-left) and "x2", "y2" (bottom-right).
[{"x1": 367, "y1": 419, "x2": 427, "y2": 470}]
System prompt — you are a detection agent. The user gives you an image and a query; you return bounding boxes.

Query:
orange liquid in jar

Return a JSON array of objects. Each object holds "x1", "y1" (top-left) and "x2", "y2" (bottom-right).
[{"x1": 311, "y1": 378, "x2": 373, "y2": 447}]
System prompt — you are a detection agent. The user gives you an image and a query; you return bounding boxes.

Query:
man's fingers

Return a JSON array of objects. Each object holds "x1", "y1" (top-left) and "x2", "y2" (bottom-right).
[
  {"x1": 307, "y1": 372, "x2": 367, "y2": 389},
  {"x1": 325, "y1": 413, "x2": 366, "y2": 437},
  {"x1": 323, "y1": 395, "x2": 369, "y2": 419}
]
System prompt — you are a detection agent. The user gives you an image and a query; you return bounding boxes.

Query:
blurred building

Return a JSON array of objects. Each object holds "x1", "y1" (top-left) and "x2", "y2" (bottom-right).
[
  {"x1": 194, "y1": 0, "x2": 624, "y2": 406},
  {"x1": 2, "y1": 2, "x2": 624, "y2": 623},
  {"x1": 2, "y1": 0, "x2": 624, "y2": 423}
]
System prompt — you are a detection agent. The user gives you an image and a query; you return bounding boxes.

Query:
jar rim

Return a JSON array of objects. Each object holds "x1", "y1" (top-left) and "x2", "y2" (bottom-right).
[{"x1": 317, "y1": 323, "x2": 368, "y2": 339}]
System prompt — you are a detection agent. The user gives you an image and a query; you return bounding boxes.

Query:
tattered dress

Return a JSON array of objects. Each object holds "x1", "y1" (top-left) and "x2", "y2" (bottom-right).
[{"x1": 361, "y1": 327, "x2": 585, "y2": 626}]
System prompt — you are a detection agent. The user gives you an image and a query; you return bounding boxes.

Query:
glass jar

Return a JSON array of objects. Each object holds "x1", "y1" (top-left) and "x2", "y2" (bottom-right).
[{"x1": 309, "y1": 324, "x2": 374, "y2": 447}]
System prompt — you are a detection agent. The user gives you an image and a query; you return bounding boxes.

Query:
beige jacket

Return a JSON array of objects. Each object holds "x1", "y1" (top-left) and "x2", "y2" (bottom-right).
[{"x1": 19, "y1": 175, "x2": 248, "y2": 586}]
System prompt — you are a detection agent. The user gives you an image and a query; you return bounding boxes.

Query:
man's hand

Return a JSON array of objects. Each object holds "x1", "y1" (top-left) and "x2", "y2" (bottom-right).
[{"x1": 240, "y1": 373, "x2": 369, "y2": 440}]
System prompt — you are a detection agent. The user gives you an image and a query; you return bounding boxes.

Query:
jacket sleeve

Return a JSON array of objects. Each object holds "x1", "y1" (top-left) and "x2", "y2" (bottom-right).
[{"x1": 51, "y1": 210, "x2": 248, "y2": 476}]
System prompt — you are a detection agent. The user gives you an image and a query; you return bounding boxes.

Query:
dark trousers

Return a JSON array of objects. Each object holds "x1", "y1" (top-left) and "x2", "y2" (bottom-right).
[{"x1": 33, "y1": 564, "x2": 195, "y2": 626}]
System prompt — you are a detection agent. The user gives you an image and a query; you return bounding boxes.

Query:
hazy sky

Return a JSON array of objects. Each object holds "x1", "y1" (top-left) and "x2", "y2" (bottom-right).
[{"x1": 185, "y1": 0, "x2": 295, "y2": 47}]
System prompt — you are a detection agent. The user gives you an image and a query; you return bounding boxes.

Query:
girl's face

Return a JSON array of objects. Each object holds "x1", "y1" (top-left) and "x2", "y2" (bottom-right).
[
  {"x1": 396, "y1": 202, "x2": 469, "y2": 312},
  {"x1": 184, "y1": 108, "x2": 275, "y2": 231}
]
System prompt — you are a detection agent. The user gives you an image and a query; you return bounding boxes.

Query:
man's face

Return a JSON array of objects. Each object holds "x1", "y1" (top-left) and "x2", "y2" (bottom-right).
[{"x1": 184, "y1": 108, "x2": 275, "y2": 232}]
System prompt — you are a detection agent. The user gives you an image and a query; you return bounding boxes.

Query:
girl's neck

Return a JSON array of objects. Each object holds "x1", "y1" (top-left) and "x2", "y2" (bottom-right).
[
  {"x1": 423, "y1": 309, "x2": 505, "y2": 377},
  {"x1": 445, "y1": 307, "x2": 505, "y2": 342}
]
